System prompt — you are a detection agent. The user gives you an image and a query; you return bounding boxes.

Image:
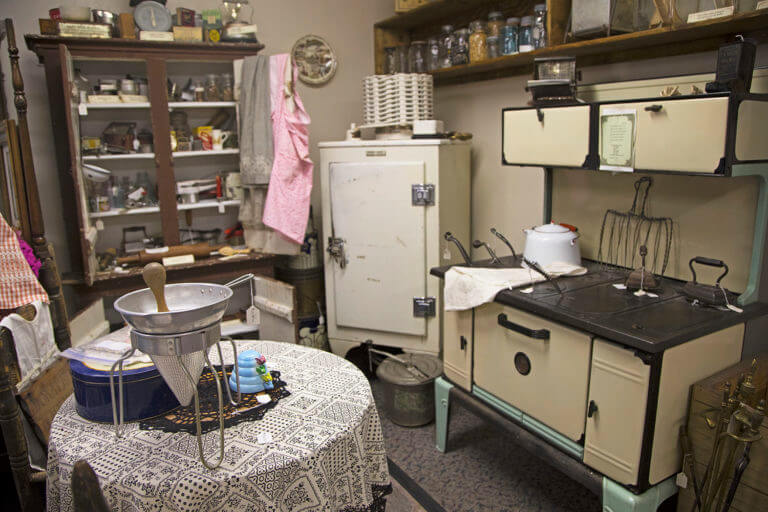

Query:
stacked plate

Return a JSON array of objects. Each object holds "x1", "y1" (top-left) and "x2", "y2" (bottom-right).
[{"x1": 363, "y1": 73, "x2": 434, "y2": 127}]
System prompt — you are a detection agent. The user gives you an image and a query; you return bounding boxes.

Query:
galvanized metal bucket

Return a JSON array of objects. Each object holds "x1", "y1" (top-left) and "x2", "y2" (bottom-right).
[{"x1": 376, "y1": 353, "x2": 442, "y2": 427}]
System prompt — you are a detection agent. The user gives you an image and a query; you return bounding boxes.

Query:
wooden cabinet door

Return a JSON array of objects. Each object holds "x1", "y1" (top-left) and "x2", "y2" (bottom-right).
[{"x1": 59, "y1": 44, "x2": 98, "y2": 285}]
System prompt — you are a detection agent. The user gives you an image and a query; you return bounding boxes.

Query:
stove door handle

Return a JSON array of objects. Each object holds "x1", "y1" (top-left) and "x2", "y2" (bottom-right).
[{"x1": 497, "y1": 313, "x2": 550, "y2": 340}]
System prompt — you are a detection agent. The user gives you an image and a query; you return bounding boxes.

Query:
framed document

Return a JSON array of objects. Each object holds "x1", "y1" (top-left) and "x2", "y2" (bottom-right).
[{"x1": 599, "y1": 108, "x2": 636, "y2": 172}]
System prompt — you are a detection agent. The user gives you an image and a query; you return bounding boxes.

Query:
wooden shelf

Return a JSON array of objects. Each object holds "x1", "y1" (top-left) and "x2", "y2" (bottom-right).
[
  {"x1": 375, "y1": 6, "x2": 768, "y2": 86},
  {"x1": 173, "y1": 149, "x2": 239, "y2": 158},
  {"x1": 83, "y1": 153, "x2": 154, "y2": 161},
  {"x1": 168, "y1": 101, "x2": 237, "y2": 108},
  {"x1": 82, "y1": 149, "x2": 239, "y2": 161},
  {"x1": 82, "y1": 102, "x2": 151, "y2": 111},
  {"x1": 88, "y1": 199, "x2": 240, "y2": 219}
]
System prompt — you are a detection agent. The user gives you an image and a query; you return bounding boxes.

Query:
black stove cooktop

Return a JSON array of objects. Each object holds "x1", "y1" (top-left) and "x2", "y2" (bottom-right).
[{"x1": 431, "y1": 256, "x2": 768, "y2": 353}]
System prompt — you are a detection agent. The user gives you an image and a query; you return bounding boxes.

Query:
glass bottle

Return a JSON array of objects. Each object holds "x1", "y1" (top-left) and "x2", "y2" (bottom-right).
[
  {"x1": 438, "y1": 24, "x2": 455, "y2": 69},
  {"x1": 204, "y1": 74, "x2": 220, "y2": 101},
  {"x1": 395, "y1": 44, "x2": 409, "y2": 73},
  {"x1": 469, "y1": 20, "x2": 488, "y2": 63},
  {"x1": 502, "y1": 17, "x2": 520, "y2": 55},
  {"x1": 384, "y1": 46, "x2": 398, "y2": 74},
  {"x1": 533, "y1": 4, "x2": 547, "y2": 49},
  {"x1": 193, "y1": 80, "x2": 205, "y2": 101},
  {"x1": 451, "y1": 28, "x2": 470, "y2": 66},
  {"x1": 409, "y1": 41, "x2": 427, "y2": 73},
  {"x1": 487, "y1": 11, "x2": 505, "y2": 38},
  {"x1": 427, "y1": 37, "x2": 440, "y2": 71},
  {"x1": 487, "y1": 35, "x2": 501, "y2": 59},
  {"x1": 519, "y1": 16, "x2": 534, "y2": 53}
]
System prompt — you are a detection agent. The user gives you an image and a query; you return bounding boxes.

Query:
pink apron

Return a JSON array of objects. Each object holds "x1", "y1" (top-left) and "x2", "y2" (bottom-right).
[{"x1": 262, "y1": 54, "x2": 313, "y2": 245}]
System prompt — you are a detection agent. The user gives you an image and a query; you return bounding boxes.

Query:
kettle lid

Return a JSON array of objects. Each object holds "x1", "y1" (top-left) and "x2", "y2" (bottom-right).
[{"x1": 533, "y1": 222, "x2": 570, "y2": 234}]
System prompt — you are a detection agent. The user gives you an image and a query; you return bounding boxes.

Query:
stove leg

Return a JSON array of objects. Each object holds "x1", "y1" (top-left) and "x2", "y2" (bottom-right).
[
  {"x1": 435, "y1": 377, "x2": 453, "y2": 453},
  {"x1": 601, "y1": 476, "x2": 677, "y2": 512}
]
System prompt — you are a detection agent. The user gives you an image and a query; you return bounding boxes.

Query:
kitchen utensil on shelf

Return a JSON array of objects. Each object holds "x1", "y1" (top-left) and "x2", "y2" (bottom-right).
[
  {"x1": 682, "y1": 257, "x2": 732, "y2": 307},
  {"x1": 117, "y1": 243, "x2": 223, "y2": 265},
  {"x1": 490, "y1": 227, "x2": 517, "y2": 258},
  {"x1": 111, "y1": 266, "x2": 247, "y2": 469},
  {"x1": 625, "y1": 245, "x2": 660, "y2": 292},
  {"x1": 522, "y1": 222, "x2": 581, "y2": 267},
  {"x1": 597, "y1": 177, "x2": 673, "y2": 276},
  {"x1": 444, "y1": 232, "x2": 472, "y2": 266},
  {"x1": 472, "y1": 239, "x2": 502, "y2": 265},
  {"x1": 218, "y1": 246, "x2": 251, "y2": 257},
  {"x1": 92, "y1": 10, "x2": 118, "y2": 35},
  {"x1": 522, "y1": 257, "x2": 562, "y2": 294}
]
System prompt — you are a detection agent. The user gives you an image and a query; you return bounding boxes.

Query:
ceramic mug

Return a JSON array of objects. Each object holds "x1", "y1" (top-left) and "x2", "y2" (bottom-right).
[{"x1": 212, "y1": 129, "x2": 230, "y2": 151}]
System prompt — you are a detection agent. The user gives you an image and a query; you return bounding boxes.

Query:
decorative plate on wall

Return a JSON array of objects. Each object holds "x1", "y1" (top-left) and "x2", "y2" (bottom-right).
[{"x1": 291, "y1": 35, "x2": 337, "y2": 86}]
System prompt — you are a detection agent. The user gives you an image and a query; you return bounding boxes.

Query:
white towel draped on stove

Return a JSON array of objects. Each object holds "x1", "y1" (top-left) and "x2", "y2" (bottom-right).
[{"x1": 444, "y1": 263, "x2": 587, "y2": 311}]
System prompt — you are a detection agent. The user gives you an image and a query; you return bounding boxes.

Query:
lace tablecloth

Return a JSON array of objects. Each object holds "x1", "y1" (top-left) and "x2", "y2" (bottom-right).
[{"x1": 46, "y1": 341, "x2": 390, "y2": 512}]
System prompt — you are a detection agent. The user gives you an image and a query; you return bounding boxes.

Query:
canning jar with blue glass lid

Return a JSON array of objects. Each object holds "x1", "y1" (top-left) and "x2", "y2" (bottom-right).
[
  {"x1": 519, "y1": 16, "x2": 534, "y2": 53},
  {"x1": 503, "y1": 17, "x2": 520, "y2": 55}
]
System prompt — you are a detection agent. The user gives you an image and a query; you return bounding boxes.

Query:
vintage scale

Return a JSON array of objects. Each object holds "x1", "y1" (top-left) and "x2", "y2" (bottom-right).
[{"x1": 110, "y1": 263, "x2": 248, "y2": 469}]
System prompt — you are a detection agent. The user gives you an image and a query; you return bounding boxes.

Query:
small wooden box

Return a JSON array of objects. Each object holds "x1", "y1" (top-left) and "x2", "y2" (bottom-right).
[
  {"x1": 173, "y1": 26, "x2": 203, "y2": 42},
  {"x1": 677, "y1": 354, "x2": 768, "y2": 512},
  {"x1": 395, "y1": 0, "x2": 430, "y2": 13},
  {"x1": 39, "y1": 19, "x2": 59, "y2": 36},
  {"x1": 118, "y1": 13, "x2": 136, "y2": 39}
]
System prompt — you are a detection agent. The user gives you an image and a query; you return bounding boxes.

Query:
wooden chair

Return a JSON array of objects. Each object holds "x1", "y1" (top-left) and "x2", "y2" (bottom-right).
[
  {"x1": 71, "y1": 461, "x2": 110, "y2": 512},
  {"x1": 0, "y1": 18, "x2": 74, "y2": 511}
]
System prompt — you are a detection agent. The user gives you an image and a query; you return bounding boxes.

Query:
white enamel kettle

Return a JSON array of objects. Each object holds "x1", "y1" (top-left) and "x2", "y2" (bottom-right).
[{"x1": 522, "y1": 223, "x2": 581, "y2": 267}]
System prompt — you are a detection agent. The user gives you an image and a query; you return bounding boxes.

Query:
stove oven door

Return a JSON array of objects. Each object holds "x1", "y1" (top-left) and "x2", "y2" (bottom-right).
[{"x1": 473, "y1": 303, "x2": 592, "y2": 441}]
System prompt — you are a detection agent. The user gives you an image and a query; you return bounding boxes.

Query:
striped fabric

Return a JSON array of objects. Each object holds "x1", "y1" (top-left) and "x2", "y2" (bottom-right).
[{"x1": 0, "y1": 214, "x2": 48, "y2": 309}]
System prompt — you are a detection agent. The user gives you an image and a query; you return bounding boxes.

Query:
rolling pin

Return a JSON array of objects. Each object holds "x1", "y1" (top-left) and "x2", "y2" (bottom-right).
[{"x1": 117, "y1": 243, "x2": 223, "y2": 265}]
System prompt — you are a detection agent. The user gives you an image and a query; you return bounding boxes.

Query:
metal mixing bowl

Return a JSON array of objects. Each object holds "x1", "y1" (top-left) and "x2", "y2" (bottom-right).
[{"x1": 114, "y1": 283, "x2": 233, "y2": 335}]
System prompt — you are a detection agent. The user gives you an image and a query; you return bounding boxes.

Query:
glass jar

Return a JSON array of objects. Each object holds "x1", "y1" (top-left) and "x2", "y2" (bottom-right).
[
  {"x1": 193, "y1": 80, "x2": 205, "y2": 101},
  {"x1": 519, "y1": 16, "x2": 534, "y2": 53},
  {"x1": 469, "y1": 20, "x2": 488, "y2": 63},
  {"x1": 384, "y1": 46, "x2": 397, "y2": 74},
  {"x1": 427, "y1": 37, "x2": 440, "y2": 71},
  {"x1": 533, "y1": 4, "x2": 547, "y2": 49},
  {"x1": 409, "y1": 41, "x2": 427, "y2": 73},
  {"x1": 502, "y1": 17, "x2": 520, "y2": 55},
  {"x1": 204, "y1": 74, "x2": 220, "y2": 101},
  {"x1": 487, "y1": 35, "x2": 501, "y2": 59},
  {"x1": 452, "y1": 28, "x2": 470, "y2": 66},
  {"x1": 438, "y1": 24, "x2": 455, "y2": 69},
  {"x1": 220, "y1": 73, "x2": 234, "y2": 101},
  {"x1": 487, "y1": 11, "x2": 505, "y2": 37}
]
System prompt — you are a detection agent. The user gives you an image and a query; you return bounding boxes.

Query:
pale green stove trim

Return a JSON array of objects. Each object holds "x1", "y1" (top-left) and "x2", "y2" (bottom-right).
[
  {"x1": 731, "y1": 164, "x2": 768, "y2": 306},
  {"x1": 601, "y1": 476, "x2": 677, "y2": 512},
  {"x1": 471, "y1": 385, "x2": 584, "y2": 459}
]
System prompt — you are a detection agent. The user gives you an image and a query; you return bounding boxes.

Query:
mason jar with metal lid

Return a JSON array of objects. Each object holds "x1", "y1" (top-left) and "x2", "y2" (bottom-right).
[
  {"x1": 519, "y1": 16, "x2": 534, "y2": 53},
  {"x1": 409, "y1": 40, "x2": 427, "y2": 73}
]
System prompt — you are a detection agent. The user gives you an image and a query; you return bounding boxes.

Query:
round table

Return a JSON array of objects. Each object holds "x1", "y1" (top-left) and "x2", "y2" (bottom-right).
[{"x1": 46, "y1": 341, "x2": 390, "y2": 511}]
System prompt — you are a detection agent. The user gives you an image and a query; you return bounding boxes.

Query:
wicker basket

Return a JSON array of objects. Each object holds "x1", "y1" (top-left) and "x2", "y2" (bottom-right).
[{"x1": 363, "y1": 73, "x2": 434, "y2": 127}]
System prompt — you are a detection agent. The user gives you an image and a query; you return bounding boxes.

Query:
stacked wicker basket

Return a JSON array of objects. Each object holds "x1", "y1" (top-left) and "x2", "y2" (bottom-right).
[{"x1": 363, "y1": 73, "x2": 434, "y2": 127}]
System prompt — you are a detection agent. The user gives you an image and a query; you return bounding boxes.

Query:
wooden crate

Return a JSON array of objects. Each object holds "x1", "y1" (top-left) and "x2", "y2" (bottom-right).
[
  {"x1": 396, "y1": 0, "x2": 431, "y2": 13},
  {"x1": 677, "y1": 354, "x2": 768, "y2": 512}
]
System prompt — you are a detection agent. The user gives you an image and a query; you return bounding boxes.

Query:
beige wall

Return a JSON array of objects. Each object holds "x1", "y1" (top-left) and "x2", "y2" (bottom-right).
[{"x1": 3, "y1": 0, "x2": 395, "y2": 275}]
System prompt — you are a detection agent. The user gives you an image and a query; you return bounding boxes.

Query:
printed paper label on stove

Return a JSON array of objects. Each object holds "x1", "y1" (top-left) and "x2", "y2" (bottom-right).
[{"x1": 599, "y1": 108, "x2": 636, "y2": 173}]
